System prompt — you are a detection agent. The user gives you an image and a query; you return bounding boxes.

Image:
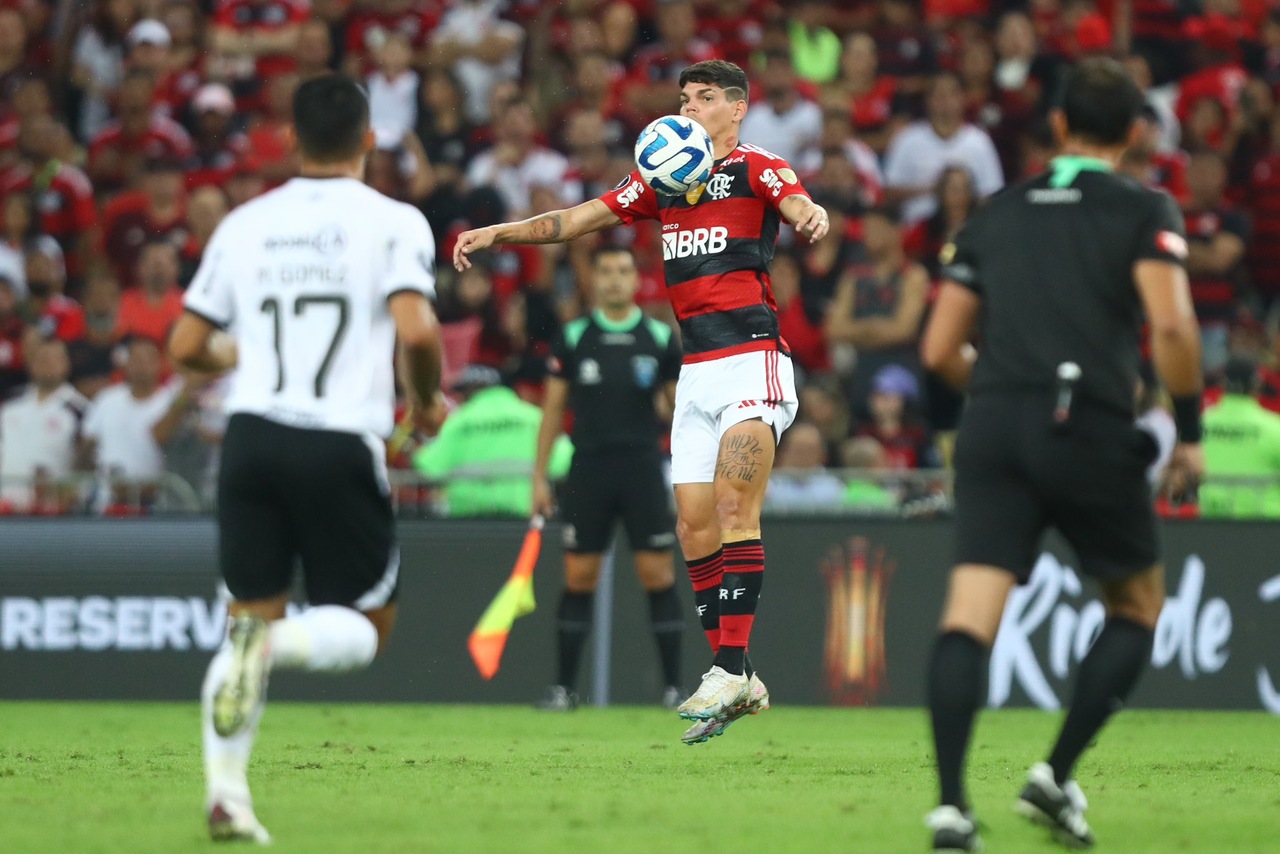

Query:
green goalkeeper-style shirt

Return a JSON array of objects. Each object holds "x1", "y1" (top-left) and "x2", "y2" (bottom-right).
[
  {"x1": 1200, "y1": 394, "x2": 1280, "y2": 519},
  {"x1": 412, "y1": 386, "x2": 572, "y2": 518}
]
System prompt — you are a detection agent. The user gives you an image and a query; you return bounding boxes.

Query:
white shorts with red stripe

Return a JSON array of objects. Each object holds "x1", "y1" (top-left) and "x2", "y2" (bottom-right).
[{"x1": 669, "y1": 348, "x2": 799, "y2": 484}]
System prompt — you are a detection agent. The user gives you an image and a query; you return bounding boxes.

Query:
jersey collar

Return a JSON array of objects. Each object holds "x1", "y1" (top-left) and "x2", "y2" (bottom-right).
[
  {"x1": 1048, "y1": 155, "x2": 1113, "y2": 188},
  {"x1": 592, "y1": 307, "x2": 642, "y2": 333}
]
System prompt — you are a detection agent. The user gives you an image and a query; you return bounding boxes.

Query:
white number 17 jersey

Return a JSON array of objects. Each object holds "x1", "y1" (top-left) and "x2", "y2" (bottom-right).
[{"x1": 184, "y1": 177, "x2": 436, "y2": 437}]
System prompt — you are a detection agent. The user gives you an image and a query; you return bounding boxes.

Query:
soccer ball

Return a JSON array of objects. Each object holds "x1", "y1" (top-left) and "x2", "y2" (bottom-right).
[{"x1": 634, "y1": 115, "x2": 715, "y2": 196}]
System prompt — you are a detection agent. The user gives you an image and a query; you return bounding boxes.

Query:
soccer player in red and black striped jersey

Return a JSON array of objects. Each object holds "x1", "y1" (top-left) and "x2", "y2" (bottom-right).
[{"x1": 454, "y1": 60, "x2": 830, "y2": 744}]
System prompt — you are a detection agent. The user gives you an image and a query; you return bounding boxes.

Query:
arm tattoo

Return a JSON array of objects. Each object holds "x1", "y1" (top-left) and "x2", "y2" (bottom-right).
[
  {"x1": 716, "y1": 434, "x2": 765, "y2": 484},
  {"x1": 525, "y1": 213, "x2": 564, "y2": 243}
]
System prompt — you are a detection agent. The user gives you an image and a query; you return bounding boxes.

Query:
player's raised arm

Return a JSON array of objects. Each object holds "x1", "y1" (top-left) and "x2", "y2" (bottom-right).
[{"x1": 453, "y1": 199, "x2": 623, "y2": 271}]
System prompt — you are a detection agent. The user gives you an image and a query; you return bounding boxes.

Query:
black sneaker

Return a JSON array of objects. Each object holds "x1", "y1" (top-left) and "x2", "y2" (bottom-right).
[
  {"x1": 535, "y1": 685, "x2": 578, "y2": 711},
  {"x1": 925, "y1": 806, "x2": 983, "y2": 852},
  {"x1": 1015, "y1": 762, "x2": 1095, "y2": 848}
]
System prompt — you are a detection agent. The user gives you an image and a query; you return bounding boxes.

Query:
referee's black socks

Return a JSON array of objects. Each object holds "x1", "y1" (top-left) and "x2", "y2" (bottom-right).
[
  {"x1": 556, "y1": 591, "x2": 593, "y2": 690},
  {"x1": 1047, "y1": 617, "x2": 1154, "y2": 785},
  {"x1": 647, "y1": 585, "x2": 684, "y2": 689},
  {"x1": 927, "y1": 630, "x2": 989, "y2": 810}
]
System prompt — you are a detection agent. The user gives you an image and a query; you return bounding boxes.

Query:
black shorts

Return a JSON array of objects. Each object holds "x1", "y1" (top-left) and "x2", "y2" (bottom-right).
[
  {"x1": 217, "y1": 413, "x2": 398, "y2": 607},
  {"x1": 559, "y1": 450, "x2": 676, "y2": 554},
  {"x1": 953, "y1": 393, "x2": 1160, "y2": 584}
]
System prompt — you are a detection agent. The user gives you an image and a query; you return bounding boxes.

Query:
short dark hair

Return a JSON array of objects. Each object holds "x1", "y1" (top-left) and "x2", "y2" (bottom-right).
[
  {"x1": 679, "y1": 60, "x2": 749, "y2": 103},
  {"x1": 591, "y1": 245, "x2": 635, "y2": 266},
  {"x1": 292, "y1": 74, "x2": 370, "y2": 163},
  {"x1": 1059, "y1": 57, "x2": 1144, "y2": 146}
]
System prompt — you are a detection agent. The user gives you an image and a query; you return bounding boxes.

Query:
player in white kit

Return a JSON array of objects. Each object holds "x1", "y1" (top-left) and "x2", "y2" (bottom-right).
[{"x1": 169, "y1": 74, "x2": 446, "y2": 843}]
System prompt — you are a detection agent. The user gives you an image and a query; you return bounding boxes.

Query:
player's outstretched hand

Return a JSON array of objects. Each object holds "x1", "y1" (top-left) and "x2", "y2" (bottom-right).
[
  {"x1": 795, "y1": 202, "x2": 830, "y2": 243},
  {"x1": 531, "y1": 476, "x2": 555, "y2": 519},
  {"x1": 453, "y1": 227, "x2": 497, "y2": 271}
]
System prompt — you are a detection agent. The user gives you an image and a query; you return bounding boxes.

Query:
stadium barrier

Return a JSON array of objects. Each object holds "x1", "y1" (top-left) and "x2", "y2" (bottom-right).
[{"x1": 1, "y1": 517, "x2": 1276, "y2": 712}]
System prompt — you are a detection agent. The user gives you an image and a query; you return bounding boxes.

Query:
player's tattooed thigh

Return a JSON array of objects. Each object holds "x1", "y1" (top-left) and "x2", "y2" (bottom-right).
[{"x1": 716, "y1": 434, "x2": 764, "y2": 483}]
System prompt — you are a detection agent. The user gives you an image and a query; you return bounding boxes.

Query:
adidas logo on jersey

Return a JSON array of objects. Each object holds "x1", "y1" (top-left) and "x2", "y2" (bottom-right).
[{"x1": 662, "y1": 226, "x2": 728, "y2": 260}]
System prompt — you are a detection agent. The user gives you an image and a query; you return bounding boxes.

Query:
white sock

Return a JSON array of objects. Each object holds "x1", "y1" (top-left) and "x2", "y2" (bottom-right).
[
  {"x1": 201, "y1": 645, "x2": 263, "y2": 809},
  {"x1": 268, "y1": 605, "x2": 379, "y2": 672}
]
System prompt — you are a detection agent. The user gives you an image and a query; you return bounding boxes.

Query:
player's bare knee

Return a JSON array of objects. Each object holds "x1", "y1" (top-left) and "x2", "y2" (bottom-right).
[
  {"x1": 361, "y1": 605, "x2": 397, "y2": 656},
  {"x1": 635, "y1": 551, "x2": 675, "y2": 590},
  {"x1": 565, "y1": 560, "x2": 601, "y2": 592}
]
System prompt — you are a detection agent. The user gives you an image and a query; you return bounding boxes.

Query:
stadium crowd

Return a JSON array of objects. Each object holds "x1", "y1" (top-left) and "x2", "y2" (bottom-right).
[{"x1": 0, "y1": 0, "x2": 1278, "y2": 516}]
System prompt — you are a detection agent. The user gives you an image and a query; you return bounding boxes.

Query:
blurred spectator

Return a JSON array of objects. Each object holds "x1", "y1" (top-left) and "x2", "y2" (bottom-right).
[
  {"x1": 873, "y1": 0, "x2": 940, "y2": 99},
  {"x1": 80, "y1": 336, "x2": 191, "y2": 509},
  {"x1": 344, "y1": 0, "x2": 443, "y2": 76},
  {"x1": 209, "y1": 0, "x2": 309, "y2": 103},
  {"x1": 430, "y1": 0, "x2": 525, "y2": 125},
  {"x1": 765, "y1": 421, "x2": 844, "y2": 509},
  {"x1": 838, "y1": 435, "x2": 899, "y2": 512},
  {"x1": 788, "y1": 0, "x2": 841, "y2": 84},
  {"x1": 623, "y1": 0, "x2": 716, "y2": 117},
  {"x1": 883, "y1": 73, "x2": 1003, "y2": 224},
  {"x1": 437, "y1": 259, "x2": 514, "y2": 369},
  {"x1": 552, "y1": 49, "x2": 636, "y2": 150},
  {"x1": 68, "y1": 273, "x2": 120, "y2": 399},
  {"x1": 825, "y1": 205, "x2": 929, "y2": 417},
  {"x1": 2, "y1": 113, "x2": 97, "y2": 279},
  {"x1": 1175, "y1": 15, "x2": 1248, "y2": 133},
  {"x1": 1118, "y1": 103, "x2": 1189, "y2": 202},
  {"x1": 1184, "y1": 149, "x2": 1250, "y2": 376},
  {"x1": 799, "y1": 112, "x2": 883, "y2": 204},
  {"x1": 798, "y1": 373, "x2": 850, "y2": 464},
  {"x1": 1200, "y1": 355, "x2": 1280, "y2": 518},
  {"x1": 740, "y1": 48, "x2": 822, "y2": 165},
  {"x1": 697, "y1": 0, "x2": 766, "y2": 69},
  {"x1": 225, "y1": 156, "x2": 267, "y2": 208},
  {"x1": 412, "y1": 364, "x2": 569, "y2": 517},
  {"x1": 114, "y1": 240, "x2": 185, "y2": 347},
  {"x1": 294, "y1": 18, "x2": 336, "y2": 80},
  {"x1": 180, "y1": 187, "x2": 230, "y2": 286},
  {"x1": 157, "y1": 6, "x2": 205, "y2": 116},
  {"x1": 796, "y1": 189, "x2": 864, "y2": 316},
  {"x1": 88, "y1": 71, "x2": 195, "y2": 197},
  {"x1": 0, "y1": 8, "x2": 39, "y2": 101},
  {"x1": 69, "y1": 0, "x2": 137, "y2": 141},
  {"x1": 466, "y1": 98, "x2": 570, "y2": 219},
  {"x1": 416, "y1": 69, "x2": 474, "y2": 241},
  {"x1": 368, "y1": 32, "x2": 419, "y2": 148},
  {"x1": 1243, "y1": 108, "x2": 1280, "y2": 313},
  {"x1": 854, "y1": 363, "x2": 933, "y2": 470},
  {"x1": 821, "y1": 33, "x2": 899, "y2": 154},
  {"x1": 246, "y1": 72, "x2": 301, "y2": 186},
  {"x1": 1129, "y1": 0, "x2": 1189, "y2": 86},
  {"x1": 163, "y1": 372, "x2": 229, "y2": 503},
  {"x1": 959, "y1": 33, "x2": 1037, "y2": 182},
  {"x1": 0, "y1": 77, "x2": 50, "y2": 171},
  {"x1": 366, "y1": 130, "x2": 435, "y2": 204},
  {"x1": 0, "y1": 274, "x2": 24, "y2": 400},
  {"x1": 773, "y1": 249, "x2": 828, "y2": 375},
  {"x1": 1124, "y1": 52, "x2": 1180, "y2": 154},
  {"x1": 102, "y1": 157, "x2": 190, "y2": 286},
  {"x1": 904, "y1": 165, "x2": 976, "y2": 279},
  {"x1": 185, "y1": 83, "x2": 251, "y2": 190},
  {"x1": 21, "y1": 237, "x2": 85, "y2": 343},
  {"x1": 0, "y1": 337, "x2": 86, "y2": 512},
  {"x1": 0, "y1": 195, "x2": 26, "y2": 293}
]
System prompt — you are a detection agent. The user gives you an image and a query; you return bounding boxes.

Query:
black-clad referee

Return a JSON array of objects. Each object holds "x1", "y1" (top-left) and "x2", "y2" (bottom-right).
[
  {"x1": 918, "y1": 59, "x2": 1205, "y2": 852},
  {"x1": 532, "y1": 246, "x2": 685, "y2": 711}
]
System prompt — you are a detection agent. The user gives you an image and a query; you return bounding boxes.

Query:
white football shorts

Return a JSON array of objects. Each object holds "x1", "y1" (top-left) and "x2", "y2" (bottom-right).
[{"x1": 669, "y1": 348, "x2": 799, "y2": 484}]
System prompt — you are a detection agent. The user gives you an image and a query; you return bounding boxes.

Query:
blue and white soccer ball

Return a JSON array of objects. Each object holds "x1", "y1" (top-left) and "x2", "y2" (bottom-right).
[{"x1": 634, "y1": 115, "x2": 715, "y2": 196}]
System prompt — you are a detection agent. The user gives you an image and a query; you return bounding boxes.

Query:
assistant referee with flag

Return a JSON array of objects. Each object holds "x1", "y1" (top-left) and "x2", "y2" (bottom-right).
[{"x1": 917, "y1": 58, "x2": 1205, "y2": 852}]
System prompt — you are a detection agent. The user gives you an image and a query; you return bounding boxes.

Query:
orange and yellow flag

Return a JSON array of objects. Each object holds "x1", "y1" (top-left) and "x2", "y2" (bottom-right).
[{"x1": 467, "y1": 516, "x2": 543, "y2": 680}]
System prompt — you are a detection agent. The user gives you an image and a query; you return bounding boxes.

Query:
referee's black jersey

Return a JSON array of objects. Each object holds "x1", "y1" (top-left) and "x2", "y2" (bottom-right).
[
  {"x1": 941, "y1": 157, "x2": 1188, "y2": 416},
  {"x1": 549, "y1": 309, "x2": 682, "y2": 453}
]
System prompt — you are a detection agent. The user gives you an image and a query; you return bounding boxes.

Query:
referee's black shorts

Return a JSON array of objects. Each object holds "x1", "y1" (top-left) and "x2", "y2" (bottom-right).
[
  {"x1": 559, "y1": 449, "x2": 676, "y2": 554},
  {"x1": 217, "y1": 413, "x2": 399, "y2": 608},
  {"x1": 953, "y1": 393, "x2": 1160, "y2": 584}
]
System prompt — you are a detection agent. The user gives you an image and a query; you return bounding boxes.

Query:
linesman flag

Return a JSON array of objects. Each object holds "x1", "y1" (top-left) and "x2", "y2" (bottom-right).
[{"x1": 468, "y1": 515, "x2": 544, "y2": 680}]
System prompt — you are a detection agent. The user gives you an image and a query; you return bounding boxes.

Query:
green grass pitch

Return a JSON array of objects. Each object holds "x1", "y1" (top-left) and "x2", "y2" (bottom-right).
[{"x1": 1, "y1": 703, "x2": 1276, "y2": 853}]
